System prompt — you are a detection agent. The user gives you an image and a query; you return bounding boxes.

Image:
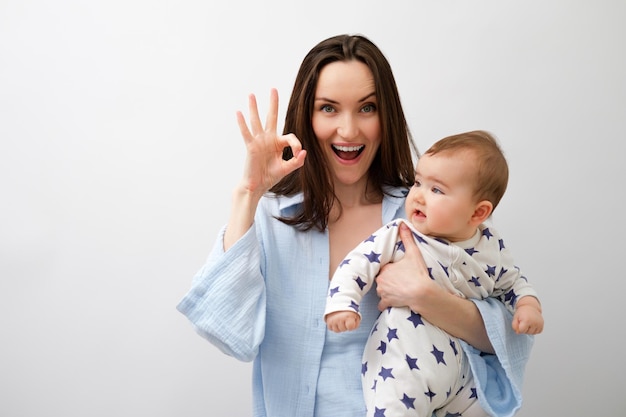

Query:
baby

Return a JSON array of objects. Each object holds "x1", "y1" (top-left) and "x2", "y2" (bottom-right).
[{"x1": 324, "y1": 130, "x2": 543, "y2": 417}]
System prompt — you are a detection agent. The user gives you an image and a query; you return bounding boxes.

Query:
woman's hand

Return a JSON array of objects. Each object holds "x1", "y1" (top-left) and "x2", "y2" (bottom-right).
[
  {"x1": 376, "y1": 222, "x2": 439, "y2": 312},
  {"x1": 236, "y1": 88, "x2": 307, "y2": 196},
  {"x1": 376, "y1": 222, "x2": 494, "y2": 353}
]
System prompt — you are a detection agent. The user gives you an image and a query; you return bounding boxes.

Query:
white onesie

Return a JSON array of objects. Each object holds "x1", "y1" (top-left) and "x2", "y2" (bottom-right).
[{"x1": 324, "y1": 219, "x2": 538, "y2": 417}]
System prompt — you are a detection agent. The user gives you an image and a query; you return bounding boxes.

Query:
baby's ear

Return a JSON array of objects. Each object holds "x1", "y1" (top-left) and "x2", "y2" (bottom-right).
[{"x1": 471, "y1": 200, "x2": 493, "y2": 225}]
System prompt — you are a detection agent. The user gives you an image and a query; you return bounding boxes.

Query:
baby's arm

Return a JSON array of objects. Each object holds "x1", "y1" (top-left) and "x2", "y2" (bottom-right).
[
  {"x1": 512, "y1": 296, "x2": 544, "y2": 335},
  {"x1": 325, "y1": 310, "x2": 361, "y2": 333},
  {"x1": 324, "y1": 220, "x2": 406, "y2": 332}
]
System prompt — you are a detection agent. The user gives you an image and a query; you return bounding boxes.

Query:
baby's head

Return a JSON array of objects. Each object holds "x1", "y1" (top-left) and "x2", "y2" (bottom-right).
[
  {"x1": 424, "y1": 130, "x2": 509, "y2": 211},
  {"x1": 407, "y1": 130, "x2": 509, "y2": 241}
]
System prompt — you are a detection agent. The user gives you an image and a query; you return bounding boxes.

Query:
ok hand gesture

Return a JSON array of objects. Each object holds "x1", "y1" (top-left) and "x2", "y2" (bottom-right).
[{"x1": 236, "y1": 88, "x2": 307, "y2": 196}]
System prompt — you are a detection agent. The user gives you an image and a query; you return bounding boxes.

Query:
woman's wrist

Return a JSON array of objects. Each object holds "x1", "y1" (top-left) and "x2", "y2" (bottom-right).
[
  {"x1": 414, "y1": 287, "x2": 494, "y2": 353},
  {"x1": 224, "y1": 184, "x2": 263, "y2": 250}
]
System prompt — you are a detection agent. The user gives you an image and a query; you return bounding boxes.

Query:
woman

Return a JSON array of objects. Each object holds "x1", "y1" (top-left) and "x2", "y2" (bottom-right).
[{"x1": 177, "y1": 34, "x2": 531, "y2": 417}]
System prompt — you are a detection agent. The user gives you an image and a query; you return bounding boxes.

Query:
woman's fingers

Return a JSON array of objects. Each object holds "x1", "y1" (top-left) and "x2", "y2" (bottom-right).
[
  {"x1": 236, "y1": 110, "x2": 253, "y2": 144},
  {"x1": 247, "y1": 93, "x2": 264, "y2": 135},
  {"x1": 398, "y1": 222, "x2": 427, "y2": 271},
  {"x1": 238, "y1": 89, "x2": 281, "y2": 144},
  {"x1": 264, "y1": 88, "x2": 279, "y2": 134}
]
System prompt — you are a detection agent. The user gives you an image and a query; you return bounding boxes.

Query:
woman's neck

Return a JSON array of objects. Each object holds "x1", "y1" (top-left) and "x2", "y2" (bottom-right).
[{"x1": 332, "y1": 178, "x2": 381, "y2": 210}]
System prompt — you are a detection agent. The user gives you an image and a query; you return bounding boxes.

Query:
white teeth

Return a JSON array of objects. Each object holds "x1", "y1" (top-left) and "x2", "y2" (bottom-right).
[{"x1": 333, "y1": 145, "x2": 364, "y2": 152}]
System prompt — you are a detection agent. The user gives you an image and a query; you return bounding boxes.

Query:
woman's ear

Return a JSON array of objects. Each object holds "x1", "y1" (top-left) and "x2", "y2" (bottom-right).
[{"x1": 470, "y1": 200, "x2": 493, "y2": 226}]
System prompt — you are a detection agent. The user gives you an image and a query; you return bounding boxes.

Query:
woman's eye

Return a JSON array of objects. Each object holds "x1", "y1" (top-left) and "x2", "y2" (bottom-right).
[
  {"x1": 361, "y1": 104, "x2": 376, "y2": 113},
  {"x1": 321, "y1": 105, "x2": 335, "y2": 113}
]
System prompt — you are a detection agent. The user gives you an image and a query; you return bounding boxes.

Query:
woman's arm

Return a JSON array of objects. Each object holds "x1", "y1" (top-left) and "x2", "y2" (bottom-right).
[
  {"x1": 225, "y1": 88, "x2": 306, "y2": 250},
  {"x1": 375, "y1": 222, "x2": 494, "y2": 353}
]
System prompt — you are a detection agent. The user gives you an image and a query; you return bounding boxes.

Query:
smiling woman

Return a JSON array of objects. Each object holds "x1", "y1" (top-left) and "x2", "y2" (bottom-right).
[
  {"x1": 312, "y1": 61, "x2": 382, "y2": 198},
  {"x1": 2, "y1": 1, "x2": 621, "y2": 416},
  {"x1": 175, "y1": 33, "x2": 532, "y2": 417}
]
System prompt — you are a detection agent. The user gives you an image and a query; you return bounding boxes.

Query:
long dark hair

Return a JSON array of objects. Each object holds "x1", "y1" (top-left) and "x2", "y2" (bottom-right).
[{"x1": 270, "y1": 34, "x2": 418, "y2": 231}]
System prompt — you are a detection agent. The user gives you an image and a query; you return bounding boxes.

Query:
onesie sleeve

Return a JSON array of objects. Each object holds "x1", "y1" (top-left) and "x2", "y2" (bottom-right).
[
  {"x1": 324, "y1": 219, "x2": 405, "y2": 319},
  {"x1": 490, "y1": 233, "x2": 540, "y2": 311}
]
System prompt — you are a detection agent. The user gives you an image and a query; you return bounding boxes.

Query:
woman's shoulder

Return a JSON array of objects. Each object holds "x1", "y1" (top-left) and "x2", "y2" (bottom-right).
[
  {"x1": 255, "y1": 193, "x2": 307, "y2": 233},
  {"x1": 382, "y1": 185, "x2": 410, "y2": 202},
  {"x1": 382, "y1": 185, "x2": 410, "y2": 222},
  {"x1": 259, "y1": 192, "x2": 304, "y2": 215}
]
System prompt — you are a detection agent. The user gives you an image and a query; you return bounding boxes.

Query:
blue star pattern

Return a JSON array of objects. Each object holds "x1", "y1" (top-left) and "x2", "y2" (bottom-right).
[
  {"x1": 365, "y1": 251, "x2": 382, "y2": 263},
  {"x1": 449, "y1": 338, "x2": 459, "y2": 356},
  {"x1": 407, "y1": 311, "x2": 424, "y2": 328},
  {"x1": 379, "y1": 367, "x2": 394, "y2": 381},
  {"x1": 324, "y1": 219, "x2": 539, "y2": 417},
  {"x1": 355, "y1": 276, "x2": 367, "y2": 290},
  {"x1": 438, "y1": 261, "x2": 449, "y2": 277},
  {"x1": 401, "y1": 393, "x2": 416, "y2": 409},
  {"x1": 465, "y1": 247, "x2": 479, "y2": 256},
  {"x1": 424, "y1": 387, "x2": 436, "y2": 402},
  {"x1": 339, "y1": 258, "x2": 351, "y2": 267},
  {"x1": 329, "y1": 286, "x2": 339, "y2": 297},
  {"x1": 370, "y1": 322, "x2": 379, "y2": 336},
  {"x1": 405, "y1": 354, "x2": 419, "y2": 370},
  {"x1": 468, "y1": 275, "x2": 481, "y2": 287},
  {"x1": 431, "y1": 345, "x2": 446, "y2": 365},
  {"x1": 485, "y1": 264, "x2": 496, "y2": 278}
]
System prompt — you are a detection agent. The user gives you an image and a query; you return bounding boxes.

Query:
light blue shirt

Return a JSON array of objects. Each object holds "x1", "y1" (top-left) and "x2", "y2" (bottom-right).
[{"x1": 176, "y1": 186, "x2": 533, "y2": 417}]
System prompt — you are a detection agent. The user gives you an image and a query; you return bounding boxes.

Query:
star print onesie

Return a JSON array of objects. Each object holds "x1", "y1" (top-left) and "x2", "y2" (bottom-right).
[{"x1": 324, "y1": 219, "x2": 539, "y2": 417}]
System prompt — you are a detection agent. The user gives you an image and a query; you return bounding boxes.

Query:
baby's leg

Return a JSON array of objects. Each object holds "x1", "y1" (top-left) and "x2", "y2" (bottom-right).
[
  {"x1": 362, "y1": 307, "x2": 465, "y2": 417},
  {"x1": 434, "y1": 363, "x2": 488, "y2": 417}
]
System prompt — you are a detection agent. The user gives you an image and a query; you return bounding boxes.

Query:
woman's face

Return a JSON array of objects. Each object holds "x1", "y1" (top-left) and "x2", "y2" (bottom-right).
[{"x1": 311, "y1": 60, "x2": 381, "y2": 187}]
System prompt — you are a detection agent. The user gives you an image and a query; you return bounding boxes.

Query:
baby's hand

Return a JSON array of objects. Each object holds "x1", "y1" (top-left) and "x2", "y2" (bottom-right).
[
  {"x1": 325, "y1": 311, "x2": 361, "y2": 333},
  {"x1": 512, "y1": 303, "x2": 544, "y2": 335}
]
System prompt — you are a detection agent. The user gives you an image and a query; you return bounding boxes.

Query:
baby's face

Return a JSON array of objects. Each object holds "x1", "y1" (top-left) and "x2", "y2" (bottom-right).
[{"x1": 406, "y1": 151, "x2": 478, "y2": 242}]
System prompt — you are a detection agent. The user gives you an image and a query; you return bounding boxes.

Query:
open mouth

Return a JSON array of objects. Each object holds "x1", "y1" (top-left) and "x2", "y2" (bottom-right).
[{"x1": 332, "y1": 144, "x2": 365, "y2": 161}]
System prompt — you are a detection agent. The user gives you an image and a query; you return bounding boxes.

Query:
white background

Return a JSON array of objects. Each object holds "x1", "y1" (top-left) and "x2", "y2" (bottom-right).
[{"x1": 1, "y1": 1, "x2": 625, "y2": 415}]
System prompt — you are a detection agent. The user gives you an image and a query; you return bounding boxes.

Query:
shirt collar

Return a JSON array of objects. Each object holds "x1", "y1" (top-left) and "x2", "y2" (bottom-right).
[{"x1": 274, "y1": 185, "x2": 409, "y2": 217}]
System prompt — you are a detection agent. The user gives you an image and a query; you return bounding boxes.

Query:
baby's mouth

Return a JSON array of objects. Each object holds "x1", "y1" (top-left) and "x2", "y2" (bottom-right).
[{"x1": 332, "y1": 144, "x2": 364, "y2": 161}]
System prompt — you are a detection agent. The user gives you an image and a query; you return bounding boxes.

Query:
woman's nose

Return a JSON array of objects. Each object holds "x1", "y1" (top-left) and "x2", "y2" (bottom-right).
[{"x1": 337, "y1": 114, "x2": 359, "y2": 139}]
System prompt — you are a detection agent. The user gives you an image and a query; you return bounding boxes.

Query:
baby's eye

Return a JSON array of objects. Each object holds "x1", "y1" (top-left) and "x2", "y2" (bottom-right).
[
  {"x1": 321, "y1": 104, "x2": 335, "y2": 113},
  {"x1": 361, "y1": 104, "x2": 377, "y2": 113},
  {"x1": 432, "y1": 187, "x2": 443, "y2": 194},
  {"x1": 412, "y1": 179, "x2": 421, "y2": 188}
]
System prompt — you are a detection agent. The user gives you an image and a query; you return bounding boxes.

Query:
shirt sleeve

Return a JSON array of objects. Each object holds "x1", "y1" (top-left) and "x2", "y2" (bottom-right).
[
  {"x1": 176, "y1": 224, "x2": 266, "y2": 362},
  {"x1": 462, "y1": 297, "x2": 535, "y2": 417}
]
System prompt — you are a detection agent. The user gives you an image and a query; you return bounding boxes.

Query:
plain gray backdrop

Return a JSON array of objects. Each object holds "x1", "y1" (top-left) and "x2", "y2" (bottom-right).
[{"x1": 1, "y1": 0, "x2": 625, "y2": 415}]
